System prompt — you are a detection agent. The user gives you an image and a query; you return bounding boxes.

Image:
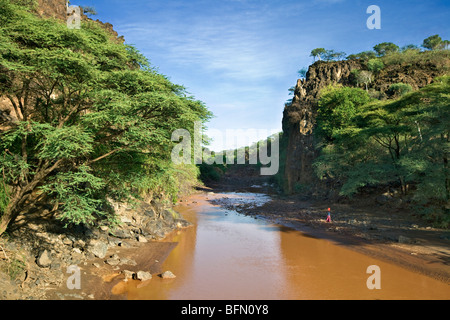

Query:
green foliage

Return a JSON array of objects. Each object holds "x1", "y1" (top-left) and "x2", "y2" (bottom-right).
[
  {"x1": 401, "y1": 44, "x2": 420, "y2": 53},
  {"x1": 0, "y1": 173, "x2": 9, "y2": 214},
  {"x1": 310, "y1": 48, "x2": 326, "y2": 61},
  {"x1": 199, "y1": 162, "x2": 226, "y2": 182},
  {"x1": 298, "y1": 67, "x2": 307, "y2": 79},
  {"x1": 373, "y1": 42, "x2": 400, "y2": 57},
  {"x1": 80, "y1": 6, "x2": 97, "y2": 16},
  {"x1": 316, "y1": 86, "x2": 372, "y2": 142},
  {"x1": 0, "y1": 0, "x2": 212, "y2": 230},
  {"x1": 367, "y1": 58, "x2": 384, "y2": 73},
  {"x1": 314, "y1": 76, "x2": 450, "y2": 226},
  {"x1": 323, "y1": 50, "x2": 346, "y2": 62},
  {"x1": 347, "y1": 51, "x2": 377, "y2": 61},
  {"x1": 379, "y1": 49, "x2": 450, "y2": 69},
  {"x1": 422, "y1": 34, "x2": 443, "y2": 50},
  {"x1": 388, "y1": 83, "x2": 413, "y2": 97}
]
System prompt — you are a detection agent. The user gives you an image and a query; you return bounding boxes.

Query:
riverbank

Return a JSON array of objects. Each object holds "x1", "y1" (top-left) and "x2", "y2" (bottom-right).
[
  {"x1": 204, "y1": 166, "x2": 450, "y2": 285},
  {"x1": 0, "y1": 198, "x2": 190, "y2": 300},
  {"x1": 1, "y1": 181, "x2": 448, "y2": 299}
]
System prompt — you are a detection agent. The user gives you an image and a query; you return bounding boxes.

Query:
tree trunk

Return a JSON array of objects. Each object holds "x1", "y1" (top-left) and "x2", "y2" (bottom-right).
[
  {"x1": 0, "y1": 159, "x2": 62, "y2": 236},
  {"x1": 0, "y1": 192, "x2": 22, "y2": 235}
]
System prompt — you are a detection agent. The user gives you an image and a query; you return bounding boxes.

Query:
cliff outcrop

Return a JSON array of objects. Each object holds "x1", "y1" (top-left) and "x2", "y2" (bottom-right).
[
  {"x1": 34, "y1": 0, "x2": 124, "y2": 42},
  {"x1": 282, "y1": 56, "x2": 449, "y2": 195}
]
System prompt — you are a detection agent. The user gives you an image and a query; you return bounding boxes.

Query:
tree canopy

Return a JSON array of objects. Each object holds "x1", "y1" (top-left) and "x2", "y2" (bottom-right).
[
  {"x1": 0, "y1": 0, "x2": 212, "y2": 234},
  {"x1": 373, "y1": 42, "x2": 400, "y2": 57},
  {"x1": 314, "y1": 77, "x2": 450, "y2": 226}
]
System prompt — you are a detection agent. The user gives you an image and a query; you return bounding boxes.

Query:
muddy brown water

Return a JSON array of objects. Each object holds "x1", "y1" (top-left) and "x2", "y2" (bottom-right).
[{"x1": 114, "y1": 192, "x2": 450, "y2": 300}]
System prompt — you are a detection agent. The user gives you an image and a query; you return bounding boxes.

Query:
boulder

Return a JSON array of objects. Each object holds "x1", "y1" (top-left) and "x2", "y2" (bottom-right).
[
  {"x1": 122, "y1": 270, "x2": 134, "y2": 282},
  {"x1": 136, "y1": 271, "x2": 152, "y2": 281},
  {"x1": 87, "y1": 240, "x2": 109, "y2": 259},
  {"x1": 160, "y1": 271, "x2": 176, "y2": 279},
  {"x1": 36, "y1": 250, "x2": 52, "y2": 268}
]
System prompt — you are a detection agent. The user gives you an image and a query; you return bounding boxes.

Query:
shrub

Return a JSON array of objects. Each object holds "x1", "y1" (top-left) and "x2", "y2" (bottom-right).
[
  {"x1": 367, "y1": 58, "x2": 384, "y2": 73},
  {"x1": 389, "y1": 83, "x2": 413, "y2": 97}
]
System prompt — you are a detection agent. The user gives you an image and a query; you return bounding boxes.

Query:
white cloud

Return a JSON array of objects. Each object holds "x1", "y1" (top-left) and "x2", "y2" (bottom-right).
[{"x1": 118, "y1": 7, "x2": 296, "y2": 82}]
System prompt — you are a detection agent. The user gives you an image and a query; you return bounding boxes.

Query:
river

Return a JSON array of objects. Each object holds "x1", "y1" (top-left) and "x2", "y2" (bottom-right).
[{"x1": 116, "y1": 191, "x2": 450, "y2": 300}]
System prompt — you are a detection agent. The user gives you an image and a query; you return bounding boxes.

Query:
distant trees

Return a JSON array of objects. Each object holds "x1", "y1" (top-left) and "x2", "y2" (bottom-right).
[
  {"x1": 352, "y1": 70, "x2": 373, "y2": 91},
  {"x1": 422, "y1": 34, "x2": 450, "y2": 50},
  {"x1": 367, "y1": 58, "x2": 384, "y2": 73},
  {"x1": 373, "y1": 42, "x2": 400, "y2": 57},
  {"x1": 310, "y1": 48, "x2": 346, "y2": 62},
  {"x1": 347, "y1": 51, "x2": 377, "y2": 61},
  {"x1": 401, "y1": 44, "x2": 420, "y2": 53},
  {"x1": 310, "y1": 48, "x2": 326, "y2": 61},
  {"x1": 80, "y1": 6, "x2": 97, "y2": 16},
  {"x1": 324, "y1": 50, "x2": 347, "y2": 61},
  {"x1": 298, "y1": 67, "x2": 308, "y2": 79},
  {"x1": 443, "y1": 40, "x2": 450, "y2": 50},
  {"x1": 309, "y1": 35, "x2": 448, "y2": 66}
]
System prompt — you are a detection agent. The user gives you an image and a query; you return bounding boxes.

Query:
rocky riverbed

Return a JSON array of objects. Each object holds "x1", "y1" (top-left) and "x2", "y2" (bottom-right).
[{"x1": 0, "y1": 198, "x2": 191, "y2": 300}]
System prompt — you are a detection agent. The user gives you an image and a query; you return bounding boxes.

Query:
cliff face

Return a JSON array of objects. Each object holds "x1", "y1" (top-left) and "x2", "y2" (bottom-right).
[
  {"x1": 35, "y1": 0, "x2": 66, "y2": 20},
  {"x1": 35, "y1": 0, "x2": 124, "y2": 42},
  {"x1": 282, "y1": 57, "x2": 448, "y2": 195}
]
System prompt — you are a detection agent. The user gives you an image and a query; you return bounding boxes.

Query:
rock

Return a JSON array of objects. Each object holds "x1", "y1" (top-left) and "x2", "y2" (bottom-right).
[
  {"x1": 109, "y1": 229, "x2": 133, "y2": 239},
  {"x1": 120, "y1": 216, "x2": 133, "y2": 224},
  {"x1": 106, "y1": 257, "x2": 120, "y2": 266},
  {"x1": 123, "y1": 270, "x2": 135, "y2": 282},
  {"x1": 175, "y1": 219, "x2": 191, "y2": 228},
  {"x1": 160, "y1": 271, "x2": 176, "y2": 279},
  {"x1": 74, "y1": 239, "x2": 86, "y2": 248},
  {"x1": 119, "y1": 257, "x2": 137, "y2": 266},
  {"x1": 136, "y1": 271, "x2": 152, "y2": 281},
  {"x1": 62, "y1": 238, "x2": 73, "y2": 246},
  {"x1": 137, "y1": 235, "x2": 148, "y2": 243},
  {"x1": 36, "y1": 250, "x2": 52, "y2": 268},
  {"x1": 87, "y1": 240, "x2": 109, "y2": 259}
]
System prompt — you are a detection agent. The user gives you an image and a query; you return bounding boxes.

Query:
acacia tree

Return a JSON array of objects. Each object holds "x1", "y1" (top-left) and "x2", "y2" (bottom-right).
[
  {"x1": 373, "y1": 42, "x2": 399, "y2": 56},
  {"x1": 310, "y1": 48, "x2": 326, "y2": 61},
  {"x1": 422, "y1": 35, "x2": 442, "y2": 50},
  {"x1": 0, "y1": 1, "x2": 211, "y2": 234}
]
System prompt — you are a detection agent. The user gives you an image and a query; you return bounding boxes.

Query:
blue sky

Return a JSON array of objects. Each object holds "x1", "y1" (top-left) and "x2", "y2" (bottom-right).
[{"x1": 73, "y1": 0, "x2": 449, "y2": 151}]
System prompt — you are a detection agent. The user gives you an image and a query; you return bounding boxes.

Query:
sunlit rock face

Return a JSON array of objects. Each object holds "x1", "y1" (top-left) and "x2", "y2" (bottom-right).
[{"x1": 281, "y1": 58, "x2": 448, "y2": 196}]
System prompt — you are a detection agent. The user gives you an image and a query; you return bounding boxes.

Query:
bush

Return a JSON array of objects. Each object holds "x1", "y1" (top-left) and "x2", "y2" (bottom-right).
[
  {"x1": 367, "y1": 58, "x2": 384, "y2": 73},
  {"x1": 389, "y1": 83, "x2": 413, "y2": 97}
]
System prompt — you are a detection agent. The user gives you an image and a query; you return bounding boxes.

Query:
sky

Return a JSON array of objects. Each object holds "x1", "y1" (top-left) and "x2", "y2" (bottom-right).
[{"x1": 73, "y1": 0, "x2": 449, "y2": 151}]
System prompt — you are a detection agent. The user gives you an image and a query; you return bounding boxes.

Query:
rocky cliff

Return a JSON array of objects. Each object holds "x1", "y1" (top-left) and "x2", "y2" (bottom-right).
[
  {"x1": 282, "y1": 56, "x2": 448, "y2": 196},
  {"x1": 34, "y1": 0, "x2": 124, "y2": 42}
]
